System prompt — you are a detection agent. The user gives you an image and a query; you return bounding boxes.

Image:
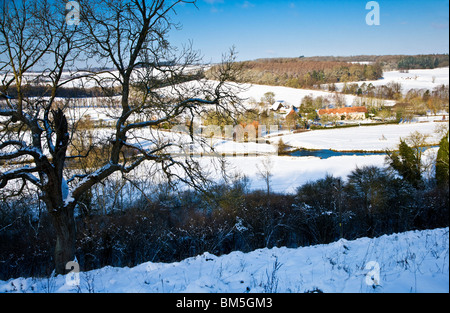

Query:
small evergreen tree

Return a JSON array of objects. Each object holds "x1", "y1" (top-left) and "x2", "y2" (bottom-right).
[
  {"x1": 386, "y1": 139, "x2": 422, "y2": 188},
  {"x1": 436, "y1": 133, "x2": 449, "y2": 188}
]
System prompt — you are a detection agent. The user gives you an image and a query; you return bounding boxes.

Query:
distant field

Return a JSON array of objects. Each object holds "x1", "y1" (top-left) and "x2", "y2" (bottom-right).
[
  {"x1": 334, "y1": 67, "x2": 449, "y2": 94},
  {"x1": 270, "y1": 121, "x2": 446, "y2": 151}
]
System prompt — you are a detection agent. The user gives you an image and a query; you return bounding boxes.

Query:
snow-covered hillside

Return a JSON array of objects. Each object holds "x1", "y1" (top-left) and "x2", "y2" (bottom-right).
[
  {"x1": 235, "y1": 82, "x2": 366, "y2": 108},
  {"x1": 271, "y1": 121, "x2": 445, "y2": 152},
  {"x1": 335, "y1": 67, "x2": 449, "y2": 94},
  {"x1": 1, "y1": 228, "x2": 448, "y2": 293}
]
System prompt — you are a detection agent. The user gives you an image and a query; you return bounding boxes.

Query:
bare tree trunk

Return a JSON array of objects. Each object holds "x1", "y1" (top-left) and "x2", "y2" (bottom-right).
[
  {"x1": 50, "y1": 204, "x2": 77, "y2": 275},
  {"x1": 1, "y1": 0, "x2": 243, "y2": 277}
]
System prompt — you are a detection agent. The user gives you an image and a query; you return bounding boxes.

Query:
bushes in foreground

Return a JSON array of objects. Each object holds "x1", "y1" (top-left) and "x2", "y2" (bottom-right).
[{"x1": 1, "y1": 166, "x2": 448, "y2": 280}]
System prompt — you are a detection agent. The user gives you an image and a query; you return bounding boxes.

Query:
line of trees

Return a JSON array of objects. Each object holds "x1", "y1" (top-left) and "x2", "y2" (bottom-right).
[
  {"x1": 398, "y1": 55, "x2": 449, "y2": 71},
  {"x1": 339, "y1": 83, "x2": 449, "y2": 120},
  {"x1": 278, "y1": 54, "x2": 449, "y2": 71},
  {"x1": 206, "y1": 59, "x2": 383, "y2": 88},
  {"x1": 2, "y1": 70, "x2": 205, "y2": 101},
  {"x1": 340, "y1": 82, "x2": 449, "y2": 103}
]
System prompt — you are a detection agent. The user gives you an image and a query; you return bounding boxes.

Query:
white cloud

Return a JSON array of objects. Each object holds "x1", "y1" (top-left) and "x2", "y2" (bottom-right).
[
  {"x1": 202, "y1": 0, "x2": 224, "y2": 13},
  {"x1": 241, "y1": 1, "x2": 255, "y2": 9},
  {"x1": 203, "y1": 0, "x2": 224, "y2": 4}
]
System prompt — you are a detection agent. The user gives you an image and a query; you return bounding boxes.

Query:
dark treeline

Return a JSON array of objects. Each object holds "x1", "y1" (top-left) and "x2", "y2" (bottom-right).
[
  {"x1": 1, "y1": 161, "x2": 448, "y2": 280},
  {"x1": 2, "y1": 71, "x2": 205, "y2": 100},
  {"x1": 397, "y1": 55, "x2": 449, "y2": 70},
  {"x1": 208, "y1": 59, "x2": 384, "y2": 88},
  {"x1": 289, "y1": 54, "x2": 449, "y2": 70},
  {"x1": 4, "y1": 85, "x2": 115, "y2": 99}
]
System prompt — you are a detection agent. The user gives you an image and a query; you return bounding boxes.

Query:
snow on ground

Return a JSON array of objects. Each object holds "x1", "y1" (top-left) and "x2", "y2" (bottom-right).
[
  {"x1": 234, "y1": 67, "x2": 448, "y2": 109},
  {"x1": 213, "y1": 147, "x2": 434, "y2": 194},
  {"x1": 335, "y1": 67, "x2": 449, "y2": 94},
  {"x1": 1, "y1": 228, "x2": 447, "y2": 293},
  {"x1": 271, "y1": 121, "x2": 446, "y2": 152},
  {"x1": 216, "y1": 155, "x2": 387, "y2": 194},
  {"x1": 235, "y1": 82, "x2": 362, "y2": 108},
  {"x1": 5, "y1": 121, "x2": 439, "y2": 196},
  {"x1": 133, "y1": 68, "x2": 449, "y2": 109},
  {"x1": 1, "y1": 67, "x2": 448, "y2": 294}
]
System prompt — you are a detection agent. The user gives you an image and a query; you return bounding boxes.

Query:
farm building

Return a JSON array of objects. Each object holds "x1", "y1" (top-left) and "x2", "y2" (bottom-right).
[
  {"x1": 318, "y1": 106, "x2": 368, "y2": 120},
  {"x1": 271, "y1": 100, "x2": 291, "y2": 113}
]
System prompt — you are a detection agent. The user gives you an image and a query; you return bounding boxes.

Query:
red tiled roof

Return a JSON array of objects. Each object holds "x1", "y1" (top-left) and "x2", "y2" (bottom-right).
[{"x1": 318, "y1": 106, "x2": 368, "y2": 115}]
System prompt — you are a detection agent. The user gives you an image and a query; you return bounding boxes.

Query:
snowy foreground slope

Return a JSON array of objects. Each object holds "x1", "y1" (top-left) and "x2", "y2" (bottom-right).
[{"x1": 1, "y1": 228, "x2": 448, "y2": 293}]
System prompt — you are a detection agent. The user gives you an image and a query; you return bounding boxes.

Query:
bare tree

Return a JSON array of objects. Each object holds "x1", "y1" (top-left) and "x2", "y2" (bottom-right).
[
  {"x1": 1, "y1": 0, "x2": 242, "y2": 274},
  {"x1": 257, "y1": 157, "x2": 273, "y2": 197},
  {"x1": 0, "y1": 0, "x2": 88, "y2": 275}
]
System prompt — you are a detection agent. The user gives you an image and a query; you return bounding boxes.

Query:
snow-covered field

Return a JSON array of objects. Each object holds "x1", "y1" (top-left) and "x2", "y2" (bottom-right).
[
  {"x1": 205, "y1": 67, "x2": 449, "y2": 109},
  {"x1": 236, "y1": 82, "x2": 366, "y2": 108},
  {"x1": 236, "y1": 67, "x2": 449, "y2": 109},
  {"x1": 271, "y1": 121, "x2": 446, "y2": 152},
  {"x1": 214, "y1": 155, "x2": 387, "y2": 194},
  {"x1": 202, "y1": 145, "x2": 438, "y2": 194},
  {"x1": 1, "y1": 228, "x2": 447, "y2": 293},
  {"x1": 335, "y1": 67, "x2": 449, "y2": 94},
  {"x1": 83, "y1": 122, "x2": 442, "y2": 194}
]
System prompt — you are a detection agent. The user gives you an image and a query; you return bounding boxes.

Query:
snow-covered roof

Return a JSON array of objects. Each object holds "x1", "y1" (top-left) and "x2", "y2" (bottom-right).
[{"x1": 271, "y1": 100, "x2": 287, "y2": 111}]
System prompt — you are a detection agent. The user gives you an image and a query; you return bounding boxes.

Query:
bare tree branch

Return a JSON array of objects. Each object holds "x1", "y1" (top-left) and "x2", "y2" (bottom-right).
[{"x1": 1, "y1": 0, "x2": 242, "y2": 274}]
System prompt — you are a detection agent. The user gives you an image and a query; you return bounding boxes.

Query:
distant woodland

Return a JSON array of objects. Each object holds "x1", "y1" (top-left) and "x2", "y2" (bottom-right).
[
  {"x1": 206, "y1": 54, "x2": 449, "y2": 89},
  {"x1": 1, "y1": 71, "x2": 204, "y2": 99},
  {"x1": 208, "y1": 59, "x2": 383, "y2": 88},
  {"x1": 290, "y1": 54, "x2": 449, "y2": 70}
]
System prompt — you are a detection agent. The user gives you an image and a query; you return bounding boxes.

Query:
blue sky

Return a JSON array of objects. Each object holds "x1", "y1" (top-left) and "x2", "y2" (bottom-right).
[{"x1": 168, "y1": 0, "x2": 450, "y2": 62}]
